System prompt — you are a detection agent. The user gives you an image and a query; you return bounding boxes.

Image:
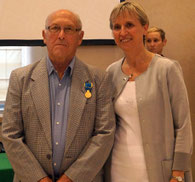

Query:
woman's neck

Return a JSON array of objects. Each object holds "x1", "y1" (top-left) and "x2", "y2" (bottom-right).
[
  {"x1": 124, "y1": 47, "x2": 152, "y2": 66},
  {"x1": 122, "y1": 49, "x2": 154, "y2": 79}
]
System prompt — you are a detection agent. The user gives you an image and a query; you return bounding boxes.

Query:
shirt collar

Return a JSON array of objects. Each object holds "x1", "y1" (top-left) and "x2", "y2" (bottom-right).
[{"x1": 46, "y1": 56, "x2": 76, "y2": 77}]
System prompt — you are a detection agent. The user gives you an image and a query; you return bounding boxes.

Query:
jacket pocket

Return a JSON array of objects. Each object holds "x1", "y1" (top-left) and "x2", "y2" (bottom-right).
[{"x1": 161, "y1": 159, "x2": 173, "y2": 182}]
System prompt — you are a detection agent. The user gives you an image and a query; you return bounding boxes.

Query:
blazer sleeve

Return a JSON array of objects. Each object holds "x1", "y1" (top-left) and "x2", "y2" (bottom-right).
[
  {"x1": 2, "y1": 70, "x2": 48, "y2": 182},
  {"x1": 167, "y1": 61, "x2": 193, "y2": 171},
  {"x1": 65, "y1": 72, "x2": 116, "y2": 181}
]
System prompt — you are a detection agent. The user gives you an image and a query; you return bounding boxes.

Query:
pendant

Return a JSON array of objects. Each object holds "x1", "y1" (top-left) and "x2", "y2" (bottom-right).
[
  {"x1": 85, "y1": 90, "x2": 92, "y2": 98},
  {"x1": 129, "y1": 73, "x2": 133, "y2": 79}
]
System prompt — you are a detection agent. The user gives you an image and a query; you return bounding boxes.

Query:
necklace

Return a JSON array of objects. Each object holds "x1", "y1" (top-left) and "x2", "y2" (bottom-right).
[{"x1": 129, "y1": 73, "x2": 133, "y2": 79}]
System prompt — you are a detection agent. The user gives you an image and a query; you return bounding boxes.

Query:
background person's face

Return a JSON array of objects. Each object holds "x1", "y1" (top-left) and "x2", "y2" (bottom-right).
[{"x1": 145, "y1": 32, "x2": 166, "y2": 54}]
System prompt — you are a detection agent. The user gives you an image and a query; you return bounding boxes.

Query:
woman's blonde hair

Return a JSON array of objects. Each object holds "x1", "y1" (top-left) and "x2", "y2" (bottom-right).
[{"x1": 109, "y1": 1, "x2": 149, "y2": 29}]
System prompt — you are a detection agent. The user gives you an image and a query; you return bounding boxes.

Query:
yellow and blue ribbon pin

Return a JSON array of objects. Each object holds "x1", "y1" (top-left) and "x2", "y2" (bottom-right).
[{"x1": 84, "y1": 82, "x2": 93, "y2": 98}]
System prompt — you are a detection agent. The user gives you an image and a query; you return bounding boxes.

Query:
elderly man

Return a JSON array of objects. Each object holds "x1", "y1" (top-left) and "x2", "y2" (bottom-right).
[
  {"x1": 145, "y1": 27, "x2": 167, "y2": 56},
  {"x1": 2, "y1": 9, "x2": 115, "y2": 182}
]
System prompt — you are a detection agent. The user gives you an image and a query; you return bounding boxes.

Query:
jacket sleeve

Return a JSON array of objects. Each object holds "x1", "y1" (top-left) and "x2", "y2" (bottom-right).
[
  {"x1": 167, "y1": 61, "x2": 193, "y2": 171},
  {"x1": 2, "y1": 70, "x2": 48, "y2": 182}
]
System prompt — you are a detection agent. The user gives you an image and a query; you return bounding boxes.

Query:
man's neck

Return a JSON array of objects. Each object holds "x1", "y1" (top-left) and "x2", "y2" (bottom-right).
[{"x1": 50, "y1": 57, "x2": 73, "y2": 79}]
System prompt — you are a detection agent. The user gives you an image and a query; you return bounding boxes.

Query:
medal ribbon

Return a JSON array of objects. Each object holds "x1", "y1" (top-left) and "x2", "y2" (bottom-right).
[{"x1": 84, "y1": 82, "x2": 93, "y2": 92}]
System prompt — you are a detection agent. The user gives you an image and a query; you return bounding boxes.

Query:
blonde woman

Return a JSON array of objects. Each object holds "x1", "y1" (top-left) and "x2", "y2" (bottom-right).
[{"x1": 106, "y1": 1, "x2": 193, "y2": 182}]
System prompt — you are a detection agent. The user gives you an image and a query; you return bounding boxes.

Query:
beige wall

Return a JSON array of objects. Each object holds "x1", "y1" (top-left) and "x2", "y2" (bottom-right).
[{"x1": 77, "y1": 46, "x2": 124, "y2": 70}]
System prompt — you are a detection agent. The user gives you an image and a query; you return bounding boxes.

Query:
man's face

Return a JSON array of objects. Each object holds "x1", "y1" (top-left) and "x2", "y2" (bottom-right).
[
  {"x1": 42, "y1": 10, "x2": 84, "y2": 63},
  {"x1": 145, "y1": 32, "x2": 166, "y2": 55}
]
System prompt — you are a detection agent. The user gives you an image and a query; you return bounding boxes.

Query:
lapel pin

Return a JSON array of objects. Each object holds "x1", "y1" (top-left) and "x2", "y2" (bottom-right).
[{"x1": 84, "y1": 82, "x2": 93, "y2": 98}]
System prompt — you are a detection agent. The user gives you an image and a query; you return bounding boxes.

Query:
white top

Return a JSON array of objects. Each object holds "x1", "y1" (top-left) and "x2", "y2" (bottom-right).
[{"x1": 111, "y1": 81, "x2": 149, "y2": 182}]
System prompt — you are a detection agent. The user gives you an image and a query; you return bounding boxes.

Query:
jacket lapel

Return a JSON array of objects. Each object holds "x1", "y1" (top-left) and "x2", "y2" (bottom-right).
[
  {"x1": 112, "y1": 59, "x2": 129, "y2": 103},
  {"x1": 65, "y1": 58, "x2": 89, "y2": 153},
  {"x1": 30, "y1": 58, "x2": 52, "y2": 149}
]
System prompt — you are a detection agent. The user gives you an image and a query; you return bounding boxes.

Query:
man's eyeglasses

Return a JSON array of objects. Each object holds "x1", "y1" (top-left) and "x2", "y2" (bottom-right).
[{"x1": 46, "y1": 25, "x2": 81, "y2": 34}]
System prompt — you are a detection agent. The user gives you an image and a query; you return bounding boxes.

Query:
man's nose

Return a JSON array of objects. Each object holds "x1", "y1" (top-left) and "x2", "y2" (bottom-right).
[
  {"x1": 58, "y1": 29, "x2": 66, "y2": 39},
  {"x1": 150, "y1": 41, "x2": 155, "y2": 46}
]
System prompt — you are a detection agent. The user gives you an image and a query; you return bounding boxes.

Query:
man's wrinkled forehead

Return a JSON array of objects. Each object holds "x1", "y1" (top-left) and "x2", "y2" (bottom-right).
[{"x1": 45, "y1": 10, "x2": 77, "y2": 26}]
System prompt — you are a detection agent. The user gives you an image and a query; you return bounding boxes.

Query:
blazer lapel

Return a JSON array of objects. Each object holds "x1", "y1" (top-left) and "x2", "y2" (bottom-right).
[
  {"x1": 30, "y1": 58, "x2": 52, "y2": 149},
  {"x1": 65, "y1": 59, "x2": 89, "y2": 153}
]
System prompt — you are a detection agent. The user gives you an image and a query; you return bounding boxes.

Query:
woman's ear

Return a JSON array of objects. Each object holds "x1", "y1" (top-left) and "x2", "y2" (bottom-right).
[{"x1": 143, "y1": 24, "x2": 149, "y2": 36}]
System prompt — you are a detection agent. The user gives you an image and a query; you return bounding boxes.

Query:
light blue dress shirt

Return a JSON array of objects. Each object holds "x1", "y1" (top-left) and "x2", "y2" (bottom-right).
[{"x1": 47, "y1": 57, "x2": 75, "y2": 177}]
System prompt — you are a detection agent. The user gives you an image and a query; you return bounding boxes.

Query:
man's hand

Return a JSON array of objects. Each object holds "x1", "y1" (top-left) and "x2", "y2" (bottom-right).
[
  {"x1": 57, "y1": 174, "x2": 72, "y2": 182},
  {"x1": 38, "y1": 176, "x2": 52, "y2": 182}
]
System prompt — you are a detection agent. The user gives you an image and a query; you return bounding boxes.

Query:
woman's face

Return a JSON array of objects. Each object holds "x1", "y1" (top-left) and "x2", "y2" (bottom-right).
[{"x1": 112, "y1": 11, "x2": 148, "y2": 51}]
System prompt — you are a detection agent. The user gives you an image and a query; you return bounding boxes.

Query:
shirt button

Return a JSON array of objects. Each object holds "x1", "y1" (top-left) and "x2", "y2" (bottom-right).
[
  {"x1": 56, "y1": 142, "x2": 59, "y2": 145},
  {"x1": 123, "y1": 77, "x2": 127, "y2": 81},
  {"x1": 59, "y1": 83, "x2": 62, "y2": 86},
  {"x1": 54, "y1": 163, "x2": 57, "y2": 166},
  {"x1": 57, "y1": 102, "x2": 61, "y2": 106},
  {"x1": 56, "y1": 122, "x2": 60, "y2": 125}
]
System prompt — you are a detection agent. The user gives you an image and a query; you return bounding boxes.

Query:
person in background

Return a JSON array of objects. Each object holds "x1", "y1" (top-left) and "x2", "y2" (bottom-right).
[
  {"x1": 105, "y1": 1, "x2": 193, "y2": 182},
  {"x1": 145, "y1": 26, "x2": 167, "y2": 56},
  {"x1": 2, "y1": 9, "x2": 115, "y2": 182}
]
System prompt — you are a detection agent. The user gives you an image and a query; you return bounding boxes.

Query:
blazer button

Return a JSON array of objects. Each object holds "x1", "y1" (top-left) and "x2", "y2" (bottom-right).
[{"x1": 46, "y1": 154, "x2": 51, "y2": 160}]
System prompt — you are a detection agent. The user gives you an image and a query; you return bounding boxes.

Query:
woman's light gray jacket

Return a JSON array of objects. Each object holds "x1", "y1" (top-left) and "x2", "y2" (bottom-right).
[{"x1": 106, "y1": 54, "x2": 193, "y2": 182}]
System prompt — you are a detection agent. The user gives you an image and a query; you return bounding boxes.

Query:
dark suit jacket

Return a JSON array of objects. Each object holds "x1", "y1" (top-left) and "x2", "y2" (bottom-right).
[{"x1": 2, "y1": 57, "x2": 115, "y2": 182}]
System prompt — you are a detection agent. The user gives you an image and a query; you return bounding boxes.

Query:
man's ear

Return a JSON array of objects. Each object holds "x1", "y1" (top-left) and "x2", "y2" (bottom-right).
[
  {"x1": 163, "y1": 39, "x2": 167, "y2": 46},
  {"x1": 42, "y1": 30, "x2": 47, "y2": 44},
  {"x1": 78, "y1": 30, "x2": 84, "y2": 45}
]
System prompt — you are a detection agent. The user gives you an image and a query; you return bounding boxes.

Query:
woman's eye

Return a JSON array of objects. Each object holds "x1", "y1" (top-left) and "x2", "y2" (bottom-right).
[
  {"x1": 113, "y1": 25, "x2": 121, "y2": 31},
  {"x1": 125, "y1": 22, "x2": 133, "y2": 28}
]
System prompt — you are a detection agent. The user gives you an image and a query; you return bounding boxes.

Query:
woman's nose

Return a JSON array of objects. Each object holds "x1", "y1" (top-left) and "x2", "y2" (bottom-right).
[{"x1": 120, "y1": 26, "x2": 128, "y2": 36}]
